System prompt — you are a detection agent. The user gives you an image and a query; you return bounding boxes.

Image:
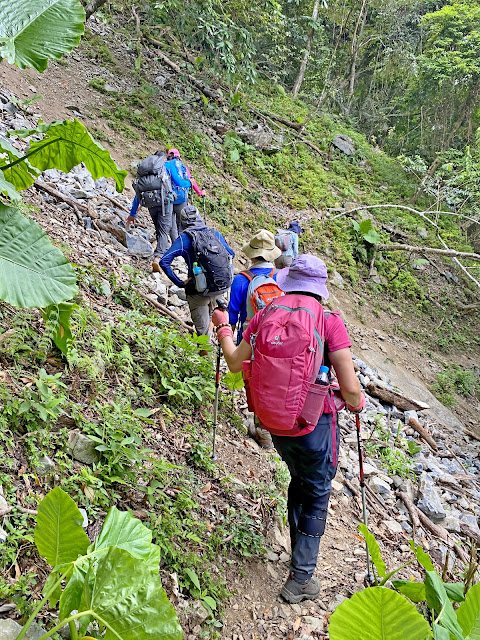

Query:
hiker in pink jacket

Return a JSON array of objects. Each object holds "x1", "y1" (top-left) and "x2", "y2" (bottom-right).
[{"x1": 212, "y1": 254, "x2": 364, "y2": 604}]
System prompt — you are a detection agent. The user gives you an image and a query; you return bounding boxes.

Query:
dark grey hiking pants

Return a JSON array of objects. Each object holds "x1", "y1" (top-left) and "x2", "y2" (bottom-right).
[
  {"x1": 148, "y1": 204, "x2": 175, "y2": 257},
  {"x1": 170, "y1": 202, "x2": 188, "y2": 239},
  {"x1": 272, "y1": 412, "x2": 339, "y2": 582}
]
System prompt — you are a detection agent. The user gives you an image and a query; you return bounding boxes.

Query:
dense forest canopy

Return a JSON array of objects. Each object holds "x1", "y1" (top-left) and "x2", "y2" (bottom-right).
[{"x1": 148, "y1": 0, "x2": 480, "y2": 216}]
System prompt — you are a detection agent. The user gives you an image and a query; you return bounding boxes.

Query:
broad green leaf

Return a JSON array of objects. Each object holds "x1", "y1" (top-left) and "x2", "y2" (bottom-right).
[
  {"x1": 363, "y1": 230, "x2": 381, "y2": 244},
  {"x1": 328, "y1": 586, "x2": 431, "y2": 640},
  {"x1": 224, "y1": 371, "x2": 244, "y2": 390},
  {"x1": 409, "y1": 540, "x2": 435, "y2": 572},
  {"x1": 358, "y1": 219, "x2": 373, "y2": 234},
  {"x1": 184, "y1": 567, "x2": 201, "y2": 591},
  {"x1": 0, "y1": 0, "x2": 85, "y2": 72},
  {"x1": 0, "y1": 137, "x2": 39, "y2": 190},
  {"x1": 133, "y1": 408, "x2": 155, "y2": 418},
  {"x1": 42, "y1": 571, "x2": 62, "y2": 609},
  {"x1": 34, "y1": 487, "x2": 89, "y2": 566},
  {"x1": 457, "y1": 582, "x2": 480, "y2": 639},
  {"x1": 18, "y1": 119, "x2": 127, "y2": 192},
  {"x1": 41, "y1": 302, "x2": 78, "y2": 354},
  {"x1": 229, "y1": 147, "x2": 240, "y2": 162},
  {"x1": 433, "y1": 624, "x2": 451, "y2": 640},
  {"x1": 425, "y1": 571, "x2": 465, "y2": 640},
  {"x1": 59, "y1": 562, "x2": 87, "y2": 620},
  {"x1": 407, "y1": 440, "x2": 422, "y2": 456},
  {"x1": 202, "y1": 595, "x2": 216, "y2": 611},
  {"x1": 0, "y1": 170, "x2": 21, "y2": 201},
  {"x1": 359, "y1": 524, "x2": 386, "y2": 578},
  {"x1": 0, "y1": 203, "x2": 77, "y2": 307},
  {"x1": 87, "y1": 547, "x2": 183, "y2": 640},
  {"x1": 445, "y1": 583, "x2": 466, "y2": 603},
  {"x1": 392, "y1": 579, "x2": 426, "y2": 603},
  {"x1": 90, "y1": 506, "x2": 158, "y2": 569}
]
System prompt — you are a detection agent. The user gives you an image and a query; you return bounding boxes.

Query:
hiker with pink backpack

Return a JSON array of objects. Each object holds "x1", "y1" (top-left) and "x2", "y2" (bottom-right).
[{"x1": 212, "y1": 254, "x2": 365, "y2": 604}]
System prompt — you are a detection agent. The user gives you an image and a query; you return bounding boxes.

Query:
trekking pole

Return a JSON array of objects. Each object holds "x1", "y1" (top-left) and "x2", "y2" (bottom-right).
[
  {"x1": 356, "y1": 413, "x2": 374, "y2": 586},
  {"x1": 202, "y1": 195, "x2": 206, "y2": 225},
  {"x1": 211, "y1": 298, "x2": 228, "y2": 460}
]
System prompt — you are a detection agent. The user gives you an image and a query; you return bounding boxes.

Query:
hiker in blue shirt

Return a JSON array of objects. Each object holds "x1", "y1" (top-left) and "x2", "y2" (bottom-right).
[
  {"x1": 166, "y1": 148, "x2": 205, "y2": 236},
  {"x1": 160, "y1": 206, "x2": 234, "y2": 349},
  {"x1": 126, "y1": 150, "x2": 191, "y2": 270},
  {"x1": 274, "y1": 221, "x2": 302, "y2": 269},
  {"x1": 229, "y1": 229, "x2": 282, "y2": 344}
]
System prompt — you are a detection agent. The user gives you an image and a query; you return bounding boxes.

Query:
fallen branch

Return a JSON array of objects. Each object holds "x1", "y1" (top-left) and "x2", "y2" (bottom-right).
[
  {"x1": 397, "y1": 490, "x2": 420, "y2": 533},
  {"x1": 99, "y1": 192, "x2": 130, "y2": 214},
  {"x1": 408, "y1": 416, "x2": 438, "y2": 451},
  {"x1": 366, "y1": 382, "x2": 430, "y2": 413},
  {"x1": 138, "y1": 291, "x2": 193, "y2": 334},
  {"x1": 376, "y1": 243, "x2": 480, "y2": 260},
  {"x1": 34, "y1": 181, "x2": 86, "y2": 223}
]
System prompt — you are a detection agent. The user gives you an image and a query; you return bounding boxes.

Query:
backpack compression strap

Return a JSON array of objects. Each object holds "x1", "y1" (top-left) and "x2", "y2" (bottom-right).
[{"x1": 239, "y1": 268, "x2": 275, "y2": 281}]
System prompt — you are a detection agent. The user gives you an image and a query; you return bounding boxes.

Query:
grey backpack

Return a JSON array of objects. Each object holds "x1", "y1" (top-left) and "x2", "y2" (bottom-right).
[{"x1": 133, "y1": 155, "x2": 173, "y2": 213}]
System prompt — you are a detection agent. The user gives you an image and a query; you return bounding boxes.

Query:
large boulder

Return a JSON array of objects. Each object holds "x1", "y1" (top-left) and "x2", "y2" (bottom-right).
[{"x1": 332, "y1": 134, "x2": 356, "y2": 156}]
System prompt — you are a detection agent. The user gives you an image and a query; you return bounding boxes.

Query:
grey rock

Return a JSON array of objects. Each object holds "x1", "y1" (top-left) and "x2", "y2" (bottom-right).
[
  {"x1": 35, "y1": 455, "x2": 55, "y2": 476},
  {"x1": 384, "y1": 519, "x2": 403, "y2": 535},
  {"x1": 69, "y1": 188, "x2": 94, "y2": 200},
  {"x1": 95, "y1": 177, "x2": 108, "y2": 191},
  {"x1": 332, "y1": 134, "x2": 355, "y2": 156},
  {"x1": 67, "y1": 431, "x2": 101, "y2": 465},
  {"x1": 404, "y1": 410, "x2": 418, "y2": 424},
  {"x1": 104, "y1": 84, "x2": 116, "y2": 93},
  {"x1": 0, "y1": 495, "x2": 8, "y2": 512},
  {"x1": 79, "y1": 508, "x2": 88, "y2": 529},
  {"x1": 417, "y1": 227, "x2": 428, "y2": 238},
  {"x1": 301, "y1": 616, "x2": 324, "y2": 632},
  {"x1": 328, "y1": 593, "x2": 347, "y2": 611},
  {"x1": 442, "y1": 513, "x2": 461, "y2": 533},
  {"x1": 170, "y1": 285, "x2": 187, "y2": 301},
  {"x1": 417, "y1": 472, "x2": 446, "y2": 521},
  {"x1": 330, "y1": 269, "x2": 344, "y2": 289},
  {"x1": 236, "y1": 123, "x2": 274, "y2": 150},
  {"x1": 126, "y1": 230, "x2": 154, "y2": 257},
  {"x1": 0, "y1": 619, "x2": 46, "y2": 640},
  {"x1": 0, "y1": 525, "x2": 7, "y2": 542},
  {"x1": 369, "y1": 476, "x2": 392, "y2": 496}
]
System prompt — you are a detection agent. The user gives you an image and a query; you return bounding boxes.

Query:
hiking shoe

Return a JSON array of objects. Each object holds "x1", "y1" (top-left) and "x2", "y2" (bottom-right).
[
  {"x1": 254, "y1": 426, "x2": 274, "y2": 450},
  {"x1": 152, "y1": 258, "x2": 161, "y2": 273},
  {"x1": 281, "y1": 573, "x2": 320, "y2": 604}
]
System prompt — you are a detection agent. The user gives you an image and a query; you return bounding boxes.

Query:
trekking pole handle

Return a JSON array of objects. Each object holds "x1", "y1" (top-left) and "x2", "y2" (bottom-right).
[{"x1": 215, "y1": 298, "x2": 228, "y2": 311}]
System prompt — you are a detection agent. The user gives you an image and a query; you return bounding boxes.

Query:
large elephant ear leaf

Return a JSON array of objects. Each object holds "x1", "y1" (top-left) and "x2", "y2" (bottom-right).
[
  {"x1": 329, "y1": 586, "x2": 431, "y2": 640},
  {"x1": 25, "y1": 119, "x2": 127, "y2": 192},
  {"x1": 35, "y1": 487, "x2": 89, "y2": 567},
  {"x1": 0, "y1": 0, "x2": 85, "y2": 72},
  {"x1": 456, "y1": 582, "x2": 480, "y2": 640},
  {"x1": 88, "y1": 547, "x2": 183, "y2": 640},
  {"x1": 0, "y1": 203, "x2": 77, "y2": 307}
]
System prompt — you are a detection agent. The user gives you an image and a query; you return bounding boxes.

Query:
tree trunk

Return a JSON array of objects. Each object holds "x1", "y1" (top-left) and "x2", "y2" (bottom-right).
[
  {"x1": 347, "y1": 0, "x2": 368, "y2": 106},
  {"x1": 411, "y1": 83, "x2": 480, "y2": 204},
  {"x1": 292, "y1": 0, "x2": 321, "y2": 97},
  {"x1": 84, "y1": 0, "x2": 108, "y2": 20}
]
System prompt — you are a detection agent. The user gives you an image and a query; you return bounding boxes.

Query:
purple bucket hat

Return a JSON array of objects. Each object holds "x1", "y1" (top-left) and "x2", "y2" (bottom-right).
[{"x1": 276, "y1": 254, "x2": 329, "y2": 300}]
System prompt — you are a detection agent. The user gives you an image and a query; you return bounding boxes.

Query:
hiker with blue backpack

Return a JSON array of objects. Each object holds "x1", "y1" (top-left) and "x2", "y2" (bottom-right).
[
  {"x1": 212, "y1": 254, "x2": 365, "y2": 604},
  {"x1": 160, "y1": 206, "x2": 234, "y2": 354},
  {"x1": 228, "y1": 229, "x2": 285, "y2": 345},
  {"x1": 274, "y1": 221, "x2": 302, "y2": 269},
  {"x1": 126, "y1": 150, "x2": 191, "y2": 272},
  {"x1": 166, "y1": 148, "x2": 205, "y2": 235}
]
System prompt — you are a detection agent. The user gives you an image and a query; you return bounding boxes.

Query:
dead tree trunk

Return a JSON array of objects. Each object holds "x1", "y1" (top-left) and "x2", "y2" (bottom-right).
[
  {"x1": 347, "y1": 0, "x2": 368, "y2": 106},
  {"x1": 292, "y1": 0, "x2": 321, "y2": 97}
]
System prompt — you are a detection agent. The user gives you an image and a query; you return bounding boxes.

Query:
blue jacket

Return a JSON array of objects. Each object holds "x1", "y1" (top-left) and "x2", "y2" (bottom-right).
[
  {"x1": 160, "y1": 228, "x2": 235, "y2": 290},
  {"x1": 228, "y1": 263, "x2": 277, "y2": 343},
  {"x1": 130, "y1": 160, "x2": 191, "y2": 216}
]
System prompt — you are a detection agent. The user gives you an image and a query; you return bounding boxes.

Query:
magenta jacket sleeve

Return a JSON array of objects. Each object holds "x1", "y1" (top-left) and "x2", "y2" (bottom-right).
[{"x1": 185, "y1": 166, "x2": 203, "y2": 196}]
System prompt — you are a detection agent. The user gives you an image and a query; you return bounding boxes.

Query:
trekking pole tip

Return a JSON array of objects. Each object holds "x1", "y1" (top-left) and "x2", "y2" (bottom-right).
[{"x1": 364, "y1": 573, "x2": 375, "y2": 587}]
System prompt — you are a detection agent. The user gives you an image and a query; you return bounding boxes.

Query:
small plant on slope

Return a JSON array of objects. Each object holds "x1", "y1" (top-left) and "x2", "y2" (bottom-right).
[
  {"x1": 328, "y1": 524, "x2": 480, "y2": 640},
  {"x1": 17, "y1": 486, "x2": 182, "y2": 640}
]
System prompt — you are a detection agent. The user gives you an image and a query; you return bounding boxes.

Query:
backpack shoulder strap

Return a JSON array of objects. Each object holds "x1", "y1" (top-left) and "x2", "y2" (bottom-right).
[
  {"x1": 269, "y1": 268, "x2": 275, "y2": 277},
  {"x1": 239, "y1": 270, "x2": 255, "y2": 282}
]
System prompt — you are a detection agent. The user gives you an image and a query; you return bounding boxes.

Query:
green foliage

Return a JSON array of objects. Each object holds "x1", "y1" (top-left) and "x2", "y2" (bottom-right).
[
  {"x1": 22, "y1": 487, "x2": 182, "y2": 640},
  {"x1": 0, "y1": 0, "x2": 85, "y2": 71},
  {"x1": 431, "y1": 366, "x2": 480, "y2": 408},
  {"x1": 335, "y1": 525, "x2": 479, "y2": 640},
  {"x1": 41, "y1": 302, "x2": 78, "y2": 354},
  {"x1": 0, "y1": 203, "x2": 77, "y2": 308},
  {"x1": 349, "y1": 218, "x2": 381, "y2": 263},
  {"x1": 8, "y1": 119, "x2": 127, "y2": 192},
  {"x1": 363, "y1": 417, "x2": 415, "y2": 479},
  {"x1": 329, "y1": 586, "x2": 431, "y2": 640}
]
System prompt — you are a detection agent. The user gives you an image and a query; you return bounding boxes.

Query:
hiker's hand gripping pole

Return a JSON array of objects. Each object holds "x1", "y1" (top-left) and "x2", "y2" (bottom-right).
[
  {"x1": 355, "y1": 413, "x2": 374, "y2": 586},
  {"x1": 211, "y1": 298, "x2": 228, "y2": 460}
]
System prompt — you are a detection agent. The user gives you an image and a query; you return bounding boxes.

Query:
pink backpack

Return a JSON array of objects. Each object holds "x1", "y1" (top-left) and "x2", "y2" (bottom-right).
[{"x1": 242, "y1": 294, "x2": 329, "y2": 437}]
